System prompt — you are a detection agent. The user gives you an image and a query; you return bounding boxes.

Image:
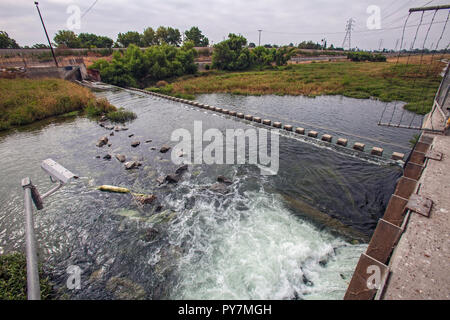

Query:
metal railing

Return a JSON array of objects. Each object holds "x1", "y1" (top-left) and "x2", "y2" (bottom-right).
[{"x1": 21, "y1": 159, "x2": 76, "y2": 300}]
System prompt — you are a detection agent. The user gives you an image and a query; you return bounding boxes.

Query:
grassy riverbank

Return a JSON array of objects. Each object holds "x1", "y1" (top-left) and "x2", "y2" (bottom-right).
[
  {"x1": 0, "y1": 79, "x2": 118, "y2": 131},
  {"x1": 169, "y1": 59, "x2": 444, "y2": 114},
  {"x1": 0, "y1": 253, "x2": 52, "y2": 300}
]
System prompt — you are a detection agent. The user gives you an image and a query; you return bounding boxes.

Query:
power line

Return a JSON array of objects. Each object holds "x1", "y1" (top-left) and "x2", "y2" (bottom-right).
[{"x1": 81, "y1": 0, "x2": 99, "y2": 19}]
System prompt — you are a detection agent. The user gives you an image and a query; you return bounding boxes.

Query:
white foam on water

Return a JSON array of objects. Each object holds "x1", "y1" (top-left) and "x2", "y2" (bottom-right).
[{"x1": 167, "y1": 185, "x2": 365, "y2": 300}]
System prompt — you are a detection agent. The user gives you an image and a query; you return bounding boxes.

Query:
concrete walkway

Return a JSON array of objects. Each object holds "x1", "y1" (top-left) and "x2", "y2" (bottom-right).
[{"x1": 383, "y1": 134, "x2": 450, "y2": 299}]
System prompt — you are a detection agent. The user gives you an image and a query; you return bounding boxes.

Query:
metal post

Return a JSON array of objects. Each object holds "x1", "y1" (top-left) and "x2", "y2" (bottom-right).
[
  {"x1": 21, "y1": 177, "x2": 41, "y2": 300},
  {"x1": 34, "y1": 2, "x2": 58, "y2": 68}
]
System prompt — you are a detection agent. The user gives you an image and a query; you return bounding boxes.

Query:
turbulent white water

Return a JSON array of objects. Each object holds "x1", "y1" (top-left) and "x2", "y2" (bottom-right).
[{"x1": 161, "y1": 179, "x2": 365, "y2": 300}]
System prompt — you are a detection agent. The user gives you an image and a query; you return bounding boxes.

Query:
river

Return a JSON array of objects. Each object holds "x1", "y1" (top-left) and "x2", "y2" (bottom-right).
[{"x1": 0, "y1": 87, "x2": 412, "y2": 299}]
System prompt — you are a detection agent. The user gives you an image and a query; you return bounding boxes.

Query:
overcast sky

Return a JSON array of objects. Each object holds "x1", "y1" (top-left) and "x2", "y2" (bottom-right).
[{"x1": 1, "y1": 0, "x2": 449, "y2": 50}]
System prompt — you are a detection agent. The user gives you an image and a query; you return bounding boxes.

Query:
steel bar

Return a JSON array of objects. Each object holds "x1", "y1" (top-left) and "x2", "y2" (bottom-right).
[
  {"x1": 21, "y1": 178, "x2": 41, "y2": 300},
  {"x1": 410, "y1": 5, "x2": 450, "y2": 12}
]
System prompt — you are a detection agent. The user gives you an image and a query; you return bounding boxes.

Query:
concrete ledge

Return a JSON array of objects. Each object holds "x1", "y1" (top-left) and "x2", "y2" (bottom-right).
[
  {"x1": 344, "y1": 253, "x2": 389, "y2": 300},
  {"x1": 253, "y1": 117, "x2": 262, "y2": 123},
  {"x1": 215, "y1": 107, "x2": 223, "y2": 112},
  {"x1": 371, "y1": 147, "x2": 384, "y2": 157},
  {"x1": 229, "y1": 111, "x2": 237, "y2": 116},
  {"x1": 337, "y1": 138, "x2": 348, "y2": 147},
  {"x1": 414, "y1": 142, "x2": 431, "y2": 153},
  {"x1": 308, "y1": 131, "x2": 318, "y2": 138},
  {"x1": 237, "y1": 112, "x2": 244, "y2": 118},
  {"x1": 366, "y1": 219, "x2": 402, "y2": 264},
  {"x1": 391, "y1": 152, "x2": 405, "y2": 161},
  {"x1": 295, "y1": 127, "x2": 305, "y2": 135},
  {"x1": 273, "y1": 122, "x2": 282, "y2": 128},
  {"x1": 409, "y1": 151, "x2": 426, "y2": 165},
  {"x1": 284, "y1": 125, "x2": 293, "y2": 131},
  {"x1": 322, "y1": 134, "x2": 332, "y2": 142},
  {"x1": 404, "y1": 162, "x2": 423, "y2": 180},
  {"x1": 222, "y1": 109, "x2": 229, "y2": 114},
  {"x1": 353, "y1": 142, "x2": 365, "y2": 151},
  {"x1": 263, "y1": 119, "x2": 271, "y2": 126},
  {"x1": 383, "y1": 195, "x2": 409, "y2": 227},
  {"x1": 394, "y1": 177, "x2": 418, "y2": 199},
  {"x1": 244, "y1": 115, "x2": 253, "y2": 121}
]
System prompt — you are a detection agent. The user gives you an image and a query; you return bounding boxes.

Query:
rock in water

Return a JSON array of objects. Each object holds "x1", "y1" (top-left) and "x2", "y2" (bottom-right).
[
  {"x1": 115, "y1": 154, "x2": 126, "y2": 163},
  {"x1": 217, "y1": 175, "x2": 232, "y2": 185},
  {"x1": 103, "y1": 154, "x2": 112, "y2": 160},
  {"x1": 96, "y1": 136, "x2": 108, "y2": 147},
  {"x1": 135, "y1": 194, "x2": 157, "y2": 205},
  {"x1": 160, "y1": 145, "x2": 170, "y2": 153},
  {"x1": 106, "y1": 277, "x2": 146, "y2": 300},
  {"x1": 110, "y1": 131, "x2": 114, "y2": 136},
  {"x1": 165, "y1": 174, "x2": 180, "y2": 183},
  {"x1": 156, "y1": 176, "x2": 165, "y2": 185},
  {"x1": 175, "y1": 164, "x2": 189, "y2": 174},
  {"x1": 128, "y1": 134, "x2": 134, "y2": 138},
  {"x1": 131, "y1": 141, "x2": 140, "y2": 147},
  {"x1": 124, "y1": 161, "x2": 142, "y2": 170},
  {"x1": 209, "y1": 183, "x2": 229, "y2": 194},
  {"x1": 145, "y1": 140, "x2": 152, "y2": 143}
]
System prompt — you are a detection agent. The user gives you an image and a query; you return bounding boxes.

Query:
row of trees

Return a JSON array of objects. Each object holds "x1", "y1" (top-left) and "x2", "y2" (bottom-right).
[
  {"x1": 53, "y1": 31, "x2": 114, "y2": 48},
  {"x1": 50, "y1": 26, "x2": 209, "y2": 49},
  {"x1": 90, "y1": 42, "x2": 198, "y2": 87},
  {"x1": 212, "y1": 34, "x2": 296, "y2": 71}
]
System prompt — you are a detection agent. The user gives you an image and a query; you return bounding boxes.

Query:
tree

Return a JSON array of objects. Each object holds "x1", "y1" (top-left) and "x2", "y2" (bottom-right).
[
  {"x1": 32, "y1": 43, "x2": 50, "y2": 49},
  {"x1": 54, "y1": 30, "x2": 80, "y2": 48},
  {"x1": 212, "y1": 34, "x2": 252, "y2": 71},
  {"x1": 155, "y1": 26, "x2": 181, "y2": 46},
  {"x1": 117, "y1": 31, "x2": 142, "y2": 48},
  {"x1": 90, "y1": 42, "x2": 197, "y2": 87},
  {"x1": 184, "y1": 27, "x2": 209, "y2": 47},
  {"x1": 248, "y1": 42, "x2": 256, "y2": 48},
  {"x1": 273, "y1": 46, "x2": 296, "y2": 66},
  {"x1": 167, "y1": 27, "x2": 182, "y2": 46},
  {"x1": 0, "y1": 31, "x2": 20, "y2": 49},
  {"x1": 78, "y1": 33, "x2": 113, "y2": 48},
  {"x1": 142, "y1": 27, "x2": 157, "y2": 46},
  {"x1": 155, "y1": 26, "x2": 169, "y2": 45}
]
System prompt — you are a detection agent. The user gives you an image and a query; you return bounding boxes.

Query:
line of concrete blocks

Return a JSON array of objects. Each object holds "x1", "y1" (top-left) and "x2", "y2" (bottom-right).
[{"x1": 130, "y1": 88, "x2": 406, "y2": 161}]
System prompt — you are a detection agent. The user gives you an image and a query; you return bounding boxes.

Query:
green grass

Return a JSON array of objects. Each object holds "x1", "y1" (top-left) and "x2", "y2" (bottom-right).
[
  {"x1": 106, "y1": 108, "x2": 137, "y2": 123},
  {"x1": 169, "y1": 60, "x2": 444, "y2": 115},
  {"x1": 0, "y1": 78, "x2": 117, "y2": 131},
  {"x1": 0, "y1": 253, "x2": 53, "y2": 300}
]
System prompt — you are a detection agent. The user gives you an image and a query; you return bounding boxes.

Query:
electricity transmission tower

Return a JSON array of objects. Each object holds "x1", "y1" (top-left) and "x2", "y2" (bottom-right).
[{"x1": 342, "y1": 18, "x2": 355, "y2": 50}]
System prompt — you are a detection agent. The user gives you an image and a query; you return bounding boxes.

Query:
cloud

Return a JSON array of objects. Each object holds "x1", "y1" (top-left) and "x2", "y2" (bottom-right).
[{"x1": 1, "y1": 0, "x2": 449, "y2": 50}]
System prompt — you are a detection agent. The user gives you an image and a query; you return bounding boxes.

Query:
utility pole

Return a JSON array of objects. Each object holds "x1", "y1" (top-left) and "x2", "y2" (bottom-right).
[
  {"x1": 34, "y1": 2, "x2": 58, "y2": 67},
  {"x1": 342, "y1": 18, "x2": 355, "y2": 50},
  {"x1": 258, "y1": 29, "x2": 262, "y2": 46}
]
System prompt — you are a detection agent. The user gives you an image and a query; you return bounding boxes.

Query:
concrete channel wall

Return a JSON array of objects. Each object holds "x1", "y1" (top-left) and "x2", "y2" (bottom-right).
[
  {"x1": 124, "y1": 86, "x2": 407, "y2": 162},
  {"x1": 344, "y1": 133, "x2": 438, "y2": 300}
]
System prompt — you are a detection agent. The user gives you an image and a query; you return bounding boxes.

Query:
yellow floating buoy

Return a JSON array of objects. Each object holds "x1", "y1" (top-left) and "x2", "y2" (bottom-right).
[{"x1": 97, "y1": 185, "x2": 131, "y2": 193}]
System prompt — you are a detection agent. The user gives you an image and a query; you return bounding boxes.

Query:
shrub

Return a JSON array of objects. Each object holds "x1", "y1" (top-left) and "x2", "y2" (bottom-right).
[
  {"x1": 156, "y1": 80, "x2": 169, "y2": 87},
  {"x1": 106, "y1": 108, "x2": 137, "y2": 123}
]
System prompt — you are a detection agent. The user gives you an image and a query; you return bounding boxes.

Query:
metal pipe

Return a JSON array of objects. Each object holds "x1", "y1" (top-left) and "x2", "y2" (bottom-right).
[
  {"x1": 34, "y1": 2, "x2": 58, "y2": 68},
  {"x1": 409, "y1": 5, "x2": 450, "y2": 12},
  {"x1": 21, "y1": 178, "x2": 41, "y2": 300}
]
